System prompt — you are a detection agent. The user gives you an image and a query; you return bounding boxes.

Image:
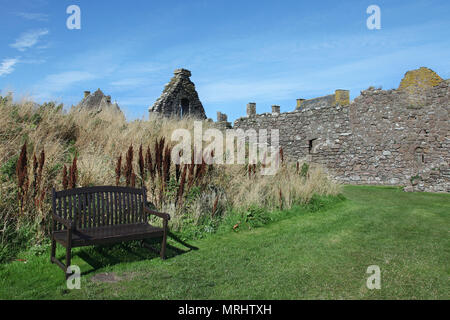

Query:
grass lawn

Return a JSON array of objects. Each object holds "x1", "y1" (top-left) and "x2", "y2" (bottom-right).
[{"x1": 0, "y1": 185, "x2": 448, "y2": 299}]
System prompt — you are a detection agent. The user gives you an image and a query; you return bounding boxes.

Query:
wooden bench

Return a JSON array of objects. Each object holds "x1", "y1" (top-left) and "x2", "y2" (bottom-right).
[{"x1": 50, "y1": 186, "x2": 170, "y2": 278}]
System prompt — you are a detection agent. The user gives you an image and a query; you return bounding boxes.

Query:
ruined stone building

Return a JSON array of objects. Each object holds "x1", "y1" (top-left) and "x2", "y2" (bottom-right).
[
  {"x1": 72, "y1": 88, "x2": 124, "y2": 119},
  {"x1": 231, "y1": 67, "x2": 449, "y2": 193},
  {"x1": 146, "y1": 67, "x2": 448, "y2": 193},
  {"x1": 149, "y1": 69, "x2": 206, "y2": 119}
]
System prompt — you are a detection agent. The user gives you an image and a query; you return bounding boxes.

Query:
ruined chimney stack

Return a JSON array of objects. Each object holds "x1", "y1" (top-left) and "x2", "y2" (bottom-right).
[
  {"x1": 296, "y1": 99, "x2": 305, "y2": 109},
  {"x1": 247, "y1": 103, "x2": 256, "y2": 117},
  {"x1": 272, "y1": 105, "x2": 280, "y2": 114},
  {"x1": 334, "y1": 90, "x2": 350, "y2": 106},
  {"x1": 217, "y1": 111, "x2": 228, "y2": 122}
]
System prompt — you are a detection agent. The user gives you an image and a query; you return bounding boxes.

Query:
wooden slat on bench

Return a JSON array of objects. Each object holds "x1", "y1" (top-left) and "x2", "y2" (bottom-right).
[
  {"x1": 88, "y1": 193, "x2": 93, "y2": 228},
  {"x1": 84, "y1": 193, "x2": 88, "y2": 228},
  {"x1": 116, "y1": 192, "x2": 120, "y2": 224},
  {"x1": 102, "y1": 192, "x2": 107, "y2": 226},
  {"x1": 82, "y1": 193, "x2": 87, "y2": 229},
  {"x1": 63, "y1": 196, "x2": 68, "y2": 228},
  {"x1": 56, "y1": 196, "x2": 62, "y2": 230},
  {"x1": 77, "y1": 193, "x2": 81, "y2": 229},
  {"x1": 129, "y1": 192, "x2": 133, "y2": 224},
  {"x1": 122, "y1": 191, "x2": 127, "y2": 224},
  {"x1": 133, "y1": 193, "x2": 137, "y2": 223},
  {"x1": 67, "y1": 194, "x2": 72, "y2": 230},
  {"x1": 127, "y1": 192, "x2": 131, "y2": 224},
  {"x1": 104, "y1": 192, "x2": 108, "y2": 226},
  {"x1": 136, "y1": 193, "x2": 140, "y2": 223},
  {"x1": 110, "y1": 192, "x2": 115, "y2": 226},
  {"x1": 94, "y1": 192, "x2": 99, "y2": 227}
]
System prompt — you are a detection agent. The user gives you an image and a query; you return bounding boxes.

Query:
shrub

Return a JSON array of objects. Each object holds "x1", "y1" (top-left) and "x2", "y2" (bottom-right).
[
  {"x1": 0, "y1": 155, "x2": 18, "y2": 181},
  {"x1": 300, "y1": 162, "x2": 309, "y2": 177}
]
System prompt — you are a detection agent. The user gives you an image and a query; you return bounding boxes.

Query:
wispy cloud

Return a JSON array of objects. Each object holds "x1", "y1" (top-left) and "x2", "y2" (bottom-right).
[
  {"x1": 0, "y1": 58, "x2": 20, "y2": 77},
  {"x1": 15, "y1": 12, "x2": 49, "y2": 22},
  {"x1": 10, "y1": 29, "x2": 49, "y2": 52},
  {"x1": 32, "y1": 71, "x2": 98, "y2": 101},
  {"x1": 110, "y1": 78, "x2": 149, "y2": 88},
  {"x1": 20, "y1": 57, "x2": 47, "y2": 65}
]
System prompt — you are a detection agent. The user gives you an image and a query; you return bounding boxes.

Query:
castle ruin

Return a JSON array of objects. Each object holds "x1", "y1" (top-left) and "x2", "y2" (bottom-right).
[
  {"x1": 147, "y1": 67, "x2": 448, "y2": 193},
  {"x1": 231, "y1": 67, "x2": 449, "y2": 193},
  {"x1": 149, "y1": 69, "x2": 206, "y2": 119},
  {"x1": 72, "y1": 88, "x2": 124, "y2": 119}
]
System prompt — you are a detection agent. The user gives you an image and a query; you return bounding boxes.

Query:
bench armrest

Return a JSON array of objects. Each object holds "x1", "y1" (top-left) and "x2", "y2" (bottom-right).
[
  {"x1": 51, "y1": 213, "x2": 75, "y2": 230},
  {"x1": 144, "y1": 206, "x2": 170, "y2": 221}
]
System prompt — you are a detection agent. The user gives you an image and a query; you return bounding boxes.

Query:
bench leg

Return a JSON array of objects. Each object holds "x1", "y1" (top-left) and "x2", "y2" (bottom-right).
[
  {"x1": 65, "y1": 246, "x2": 72, "y2": 278},
  {"x1": 65, "y1": 229, "x2": 72, "y2": 279},
  {"x1": 50, "y1": 220, "x2": 57, "y2": 263},
  {"x1": 50, "y1": 237, "x2": 56, "y2": 263},
  {"x1": 160, "y1": 220, "x2": 168, "y2": 260},
  {"x1": 50, "y1": 238, "x2": 69, "y2": 279}
]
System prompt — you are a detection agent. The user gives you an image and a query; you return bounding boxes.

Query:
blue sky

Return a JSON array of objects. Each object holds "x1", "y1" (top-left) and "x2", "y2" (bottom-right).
[{"x1": 0, "y1": 0, "x2": 449, "y2": 122}]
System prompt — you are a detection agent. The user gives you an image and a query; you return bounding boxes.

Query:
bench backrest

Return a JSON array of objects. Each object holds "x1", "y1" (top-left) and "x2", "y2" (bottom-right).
[{"x1": 52, "y1": 186, "x2": 147, "y2": 230}]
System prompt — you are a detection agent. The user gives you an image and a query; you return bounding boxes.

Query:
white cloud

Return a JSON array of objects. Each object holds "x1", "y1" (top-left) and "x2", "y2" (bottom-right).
[
  {"x1": 0, "y1": 58, "x2": 20, "y2": 77},
  {"x1": 20, "y1": 58, "x2": 47, "y2": 65},
  {"x1": 32, "y1": 71, "x2": 98, "y2": 101},
  {"x1": 110, "y1": 78, "x2": 149, "y2": 88},
  {"x1": 15, "y1": 12, "x2": 49, "y2": 22},
  {"x1": 10, "y1": 29, "x2": 49, "y2": 52}
]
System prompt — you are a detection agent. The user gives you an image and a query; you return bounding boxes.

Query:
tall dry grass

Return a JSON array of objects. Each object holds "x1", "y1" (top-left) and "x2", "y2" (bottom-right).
[
  {"x1": 0, "y1": 94, "x2": 340, "y2": 259},
  {"x1": 220, "y1": 163, "x2": 340, "y2": 211}
]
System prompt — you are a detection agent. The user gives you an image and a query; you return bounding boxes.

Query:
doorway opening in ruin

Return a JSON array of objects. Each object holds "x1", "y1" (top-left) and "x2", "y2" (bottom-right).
[
  {"x1": 308, "y1": 139, "x2": 318, "y2": 154},
  {"x1": 180, "y1": 98, "x2": 190, "y2": 118}
]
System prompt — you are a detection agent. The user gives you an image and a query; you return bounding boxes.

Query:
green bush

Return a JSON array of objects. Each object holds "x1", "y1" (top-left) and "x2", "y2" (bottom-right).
[
  {"x1": 300, "y1": 162, "x2": 309, "y2": 177},
  {"x1": 0, "y1": 155, "x2": 18, "y2": 181}
]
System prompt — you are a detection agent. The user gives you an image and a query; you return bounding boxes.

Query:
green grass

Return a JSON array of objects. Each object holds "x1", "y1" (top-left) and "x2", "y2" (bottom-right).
[{"x1": 0, "y1": 185, "x2": 448, "y2": 299}]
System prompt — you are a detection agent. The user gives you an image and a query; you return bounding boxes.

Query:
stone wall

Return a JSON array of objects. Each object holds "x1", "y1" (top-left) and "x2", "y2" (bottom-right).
[
  {"x1": 345, "y1": 82, "x2": 449, "y2": 192},
  {"x1": 150, "y1": 69, "x2": 206, "y2": 119},
  {"x1": 234, "y1": 81, "x2": 449, "y2": 193}
]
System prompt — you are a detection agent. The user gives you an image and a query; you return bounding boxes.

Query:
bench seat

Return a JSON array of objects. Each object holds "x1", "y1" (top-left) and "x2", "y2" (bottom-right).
[{"x1": 53, "y1": 223, "x2": 164, "y2": 247}]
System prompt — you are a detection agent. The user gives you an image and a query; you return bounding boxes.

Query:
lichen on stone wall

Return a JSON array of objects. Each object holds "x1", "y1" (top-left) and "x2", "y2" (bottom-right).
[
  {"x1": 335, "y1": 89, "x2": 350, "y2": 106},
  {"x1": 398, "y1": 67, "x2": 443, "y2": 93}
]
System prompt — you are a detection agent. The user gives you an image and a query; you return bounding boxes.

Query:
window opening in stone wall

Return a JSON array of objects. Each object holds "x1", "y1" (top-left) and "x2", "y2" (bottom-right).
[
  {"x1": 308, "y1": 139, "x2": 318, "y2": 154},
  {"x1": 180, "y1": 98, "x2": 190, "y2": 118},
  {"x1": 415, "y1": 147, "x2": 424, "y2": 164}
]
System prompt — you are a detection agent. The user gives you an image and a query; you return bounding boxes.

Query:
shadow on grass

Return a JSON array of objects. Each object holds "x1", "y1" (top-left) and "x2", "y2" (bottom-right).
[{"x1": 56, "y1": 233, "x2": 198, "y2": 276}]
